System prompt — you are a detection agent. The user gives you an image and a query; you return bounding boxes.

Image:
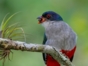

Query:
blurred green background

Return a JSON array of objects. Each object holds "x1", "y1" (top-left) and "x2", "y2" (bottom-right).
[{"x1": 0, "y1": 0, "x2": 88, "y2": 66}]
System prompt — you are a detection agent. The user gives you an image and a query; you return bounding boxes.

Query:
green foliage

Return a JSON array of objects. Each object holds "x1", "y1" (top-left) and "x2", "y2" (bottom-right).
[
  {"x1": 0, "y1": 13, "x2": 26, "y2": 41},
  {"x1": 0, "y1": 13, "x2": 26, "y2": 66}
]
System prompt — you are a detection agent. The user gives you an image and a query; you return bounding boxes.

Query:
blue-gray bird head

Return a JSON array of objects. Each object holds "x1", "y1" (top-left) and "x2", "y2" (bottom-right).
[{"x1": 37, "y1": 11, "x2": 63, "y2": 24}]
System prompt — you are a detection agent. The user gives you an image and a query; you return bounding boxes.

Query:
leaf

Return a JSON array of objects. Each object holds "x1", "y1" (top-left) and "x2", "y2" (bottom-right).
[
  {"x1": 8, "y1": 27, "x2": 26, "y2": 41},
  {"x1": 2, "y1": 12, "x2": 19, "y2": 30},
  {"x1": 1, "y1": 23, "x2": 18, "y2": 38},
  {"x1": 0, "y1": 13, "x2": 9, "y2": 30}
]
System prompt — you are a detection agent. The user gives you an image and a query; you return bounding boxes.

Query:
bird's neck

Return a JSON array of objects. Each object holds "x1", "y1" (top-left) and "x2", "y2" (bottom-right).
[
  {"x1": 41, "y1": 21, "x2": 55, "y2": 28},
  {"x1": 41, "y1": 21, "x2": 50, "y2": 28}
]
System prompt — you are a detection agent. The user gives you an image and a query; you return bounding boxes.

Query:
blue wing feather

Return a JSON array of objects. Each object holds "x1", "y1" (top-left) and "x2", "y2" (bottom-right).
[
  {"x1": 42, "y1": 34, "x2": 47, "y2": 63},
  {"x1": 43, "y1": 34, "x2": 47, "y2": 44}
]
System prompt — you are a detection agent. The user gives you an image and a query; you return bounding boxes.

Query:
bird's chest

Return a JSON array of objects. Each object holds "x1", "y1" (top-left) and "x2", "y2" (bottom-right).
[
  {"x1": 45, "y1": 29, "x2": 54, "y2": 39},
  {"x1": 44, "y1": 25, "x2": 64, "y2": 49},
  {"x1": 45, "y1": 26, "x2": 62, "y2": 39}
]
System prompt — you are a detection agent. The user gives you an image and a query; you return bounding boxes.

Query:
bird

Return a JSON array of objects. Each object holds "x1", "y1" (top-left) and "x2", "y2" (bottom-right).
[{"x1": 37, "y1": 11, "x2": 77, "y2": 66}]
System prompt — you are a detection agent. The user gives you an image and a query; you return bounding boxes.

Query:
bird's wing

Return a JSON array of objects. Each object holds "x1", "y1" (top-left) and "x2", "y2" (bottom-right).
[
  {"x1": 42, "y1": 33, "x2": 47, "y2": 64},
  {"x1": 43, "y1": 34, "x2": 47, "y2": 44}
]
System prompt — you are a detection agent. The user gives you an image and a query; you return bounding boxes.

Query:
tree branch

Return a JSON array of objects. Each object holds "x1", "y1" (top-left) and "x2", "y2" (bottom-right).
[{"x1": 0, "y1": 38, "x2": 74, "y2": 66}]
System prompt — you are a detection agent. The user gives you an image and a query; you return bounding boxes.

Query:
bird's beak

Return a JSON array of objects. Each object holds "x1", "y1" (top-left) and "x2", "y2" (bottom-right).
[
  {"x1": 37, "y1": 16, "x2": 46, "y2": 24},
  {"x1": 37, "y1": 16, "x2": 42, "y2": 24},
  {"x1": 37, "y1": 16, "x2": 42, "y2": 20}
]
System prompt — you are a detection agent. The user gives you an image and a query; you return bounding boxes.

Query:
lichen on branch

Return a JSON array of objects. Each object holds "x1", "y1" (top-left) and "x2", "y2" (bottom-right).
[{"x1": 0, "y1": 38, "x2": 75, "y2": 66}]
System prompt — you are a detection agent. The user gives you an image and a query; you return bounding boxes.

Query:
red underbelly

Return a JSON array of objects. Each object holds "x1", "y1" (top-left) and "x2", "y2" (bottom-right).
[{"x1": 46, "y1": 46, "x2": 76, "y2": 66}]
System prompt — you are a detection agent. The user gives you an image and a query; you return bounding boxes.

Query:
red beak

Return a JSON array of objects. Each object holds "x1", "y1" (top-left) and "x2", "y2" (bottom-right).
[
  {"x1": 37, "y1": 16, "x2": 42, "y2": 24},
  {"x1": 37, "y1": 16, "x2": 46, "y2": 24}
]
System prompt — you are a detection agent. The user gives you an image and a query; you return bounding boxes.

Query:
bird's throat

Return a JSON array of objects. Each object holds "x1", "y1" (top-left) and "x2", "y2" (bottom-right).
[{"x1": 41, "y1": 22, "x2": 50, "y2": 28}]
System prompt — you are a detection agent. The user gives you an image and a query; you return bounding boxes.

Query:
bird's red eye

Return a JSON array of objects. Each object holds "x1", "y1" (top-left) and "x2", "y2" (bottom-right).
[{"x1": 46, "y1": 14, "x2": 51, "y2": 19}]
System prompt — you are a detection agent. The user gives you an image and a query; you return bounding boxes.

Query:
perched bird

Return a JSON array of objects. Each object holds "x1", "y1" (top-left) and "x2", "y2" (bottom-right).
[{"x1": 37, "y1": 11, "x2": 77, "y2": 66}]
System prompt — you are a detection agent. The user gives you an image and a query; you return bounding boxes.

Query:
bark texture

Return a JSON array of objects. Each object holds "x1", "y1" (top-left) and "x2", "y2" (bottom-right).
[{"x1": 0, "y1": 38, "x2": 75, "y2": 66}]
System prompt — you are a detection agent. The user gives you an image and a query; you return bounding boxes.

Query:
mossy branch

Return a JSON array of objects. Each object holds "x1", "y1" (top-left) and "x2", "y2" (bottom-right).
[{"x1": 0, "y1": 38, "x2": 75, "y2": 66}]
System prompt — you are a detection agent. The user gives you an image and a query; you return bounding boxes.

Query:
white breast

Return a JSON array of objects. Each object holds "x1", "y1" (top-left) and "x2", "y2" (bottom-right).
[{"x1": 41, "y1": 21, "x2": 50, "y2": 28}]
